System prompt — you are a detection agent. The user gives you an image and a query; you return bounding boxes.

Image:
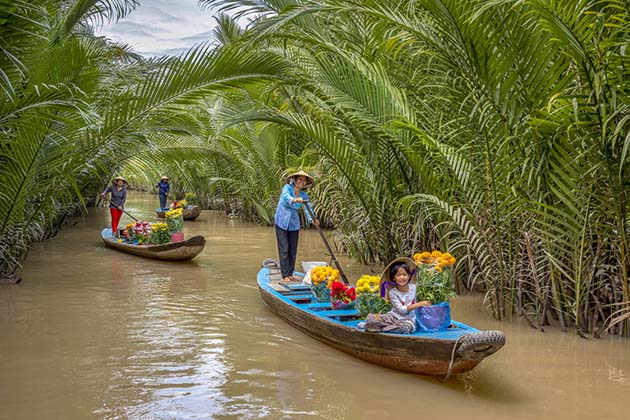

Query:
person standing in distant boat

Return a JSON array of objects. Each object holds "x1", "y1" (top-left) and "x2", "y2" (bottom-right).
[
  {"x1": 156, "y1": 176, "x2": 170, "y2": 210},
  {"x1": 274, "y1": 170, "x2": 320, "y2": 283},
  {"x1": 101, "y1": 176, "x2": 128, "y2": 237}
]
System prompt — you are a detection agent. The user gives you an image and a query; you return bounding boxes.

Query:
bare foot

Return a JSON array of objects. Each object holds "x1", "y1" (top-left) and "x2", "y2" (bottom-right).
[{"x1": 282, "y1": 277, "x2": 295, "y2": 283}]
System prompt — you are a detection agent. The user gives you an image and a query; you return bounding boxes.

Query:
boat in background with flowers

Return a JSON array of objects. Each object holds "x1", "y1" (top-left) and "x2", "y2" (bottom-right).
[
  {"x1": 101, "y1": 228, "x2": 205, "y2": 261},
  {"x1": 156, "y1": 199, "x2": 201, "y2": 221},
  {"x1": 257, "y1": 260, "x2": 505, "y2": 379}
]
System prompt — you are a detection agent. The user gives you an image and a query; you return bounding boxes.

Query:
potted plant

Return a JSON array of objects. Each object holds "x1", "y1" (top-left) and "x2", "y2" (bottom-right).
[
  {"x1": 149, "y1": 222, "x2": 171, "y2": 244},
  {"x1": 129, "y1": 221, "x2": 152, "y2": 245},
  {"x1": 329, "y1": 281, "x2": 356, "y2": 309},
  {"x1": 309, "y1": 265, "x2": 337, "y2": 302},
  {"x1": 184, "y1": 192, "x2": 198, "y2": 207},
  {"x1": 412, "y1": 251, "x2": 457, "y2": 332},
  {"x1": 165, "y1": 207, "x2": 184, "y2": 242},
  {"x1": 355, "y1": 274, "x2": 392, "y2": 318}
]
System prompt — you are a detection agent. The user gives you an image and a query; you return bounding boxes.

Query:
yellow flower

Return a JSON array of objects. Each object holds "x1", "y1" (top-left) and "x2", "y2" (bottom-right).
[
  {"x1": 311, "y1": 266, "x2": 339, "y2": 286},
  {"x1": 355, "y1": 274, "x2": 380, "y2": 294},
  {"x1": 165, "y1": 207, "x2": 183, "y2": 219}
]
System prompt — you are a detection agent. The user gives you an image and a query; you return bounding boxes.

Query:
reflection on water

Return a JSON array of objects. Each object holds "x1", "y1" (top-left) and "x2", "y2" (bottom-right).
[{"x1": 1, "y1": 193, "x2": 629, "y2": 420}]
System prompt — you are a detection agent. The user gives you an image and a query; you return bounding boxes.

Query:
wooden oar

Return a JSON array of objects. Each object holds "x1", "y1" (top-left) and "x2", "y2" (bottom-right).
[
  {"x1": 303, "y1": 201, "x2": 349, "y2": 284},
  {"x1": 105, "y1": 199, "x2": 139, "y2": 222}
]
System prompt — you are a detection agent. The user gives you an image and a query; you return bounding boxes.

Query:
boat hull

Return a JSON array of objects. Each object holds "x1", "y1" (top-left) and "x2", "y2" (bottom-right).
[
  {"x1": 257, "y1": 266, "x2": 504, "y2": 377},
  {"x1": 101, "y1": 229, "x2": 205, "y2": 261},
  {"x1": 156, "y1": 206, "x2": 201, "y2": 221}
]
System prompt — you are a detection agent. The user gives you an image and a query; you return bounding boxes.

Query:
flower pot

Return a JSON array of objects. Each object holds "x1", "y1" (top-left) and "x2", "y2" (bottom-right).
[
  {"x1": 170, "y1": 232, "x2": 185, "y2": 242},
  {"x1": 416, "y1": 302, "x2": 451, "y2": 332}
]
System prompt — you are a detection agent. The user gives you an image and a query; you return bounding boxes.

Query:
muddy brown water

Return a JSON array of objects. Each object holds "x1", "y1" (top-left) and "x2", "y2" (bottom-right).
[{"x1": 1, "y1": 193, "x2": 628, "y2": 420}]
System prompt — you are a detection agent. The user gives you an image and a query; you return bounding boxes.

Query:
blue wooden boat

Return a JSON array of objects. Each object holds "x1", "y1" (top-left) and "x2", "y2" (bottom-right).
[
  {"x1": 257, "y1": 265, "x2": 505, "y2": 378},
  {"x1": 101, "y1": 228, "x2": 205, "y2": 261}
]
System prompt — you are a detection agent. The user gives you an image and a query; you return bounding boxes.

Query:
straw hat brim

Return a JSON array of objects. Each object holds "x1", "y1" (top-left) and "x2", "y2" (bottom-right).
[
  {"x1": 285, "y1": 170, "x2": 314, "y2": 189},
  {"x1": 379, "y1": 257, "x2": 416, "y2": 288},
  {"x1": 112, "y1": 176, "x2": 128, "y2": 184},
  {"x1": 160, "y1": 176, "x2": 169, "y2": 181}
]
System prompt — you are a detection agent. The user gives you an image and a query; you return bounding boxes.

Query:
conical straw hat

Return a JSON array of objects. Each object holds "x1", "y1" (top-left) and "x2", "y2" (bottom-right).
[{"x1": 285, "y1": 170, "x2": 314, "y2": 189}]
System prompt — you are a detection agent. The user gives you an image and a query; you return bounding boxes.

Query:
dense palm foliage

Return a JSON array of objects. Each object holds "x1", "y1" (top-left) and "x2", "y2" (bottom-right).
[
  {"x1": 2, "y1": 0, "x2": 629, "y2": 337},
  {"x1": 179, "y1": 0, "x2": 629, "y2": 336},
  {"x1": 0, "y1": 0, "x2": 287, "y2": 279}
]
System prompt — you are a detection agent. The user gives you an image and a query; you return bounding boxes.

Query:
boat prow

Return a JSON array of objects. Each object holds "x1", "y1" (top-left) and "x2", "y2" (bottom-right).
[
  {"x1": 257, "y1": 265, "x2": 505, "y2": 378},
  {"x1": 101, "y1": 228, "x2": 205, "y2": 261}
]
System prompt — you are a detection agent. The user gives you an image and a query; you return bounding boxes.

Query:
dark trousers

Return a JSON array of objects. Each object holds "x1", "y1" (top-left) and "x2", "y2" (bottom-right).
[
  {"x1": 159, "y1": 193, "x2": 167, "y2": 210},
  {"x1": 275, "y1": 225, "x2": 300, "y2": 278}
]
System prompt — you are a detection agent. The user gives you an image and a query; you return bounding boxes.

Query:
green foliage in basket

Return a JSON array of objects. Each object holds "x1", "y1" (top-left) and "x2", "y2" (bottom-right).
[
  {"x1": 355, "y1": 292, "x2": 392, "y2": 318},
  {"x1": 165, "y1": 208, "x2": 184, "y2": 233},
  {"x1": 415, "y1": 267, "x2": 456, "y2": 303},
  {"x1": 184, "y1": 192, "x2": 199, "y2": 206},
  {"x1": 149, "y1": 223, "x2": 171, "y2": 244},
  {"x1": 311, "y1": 282, "x2": 331, "y2": 302}
]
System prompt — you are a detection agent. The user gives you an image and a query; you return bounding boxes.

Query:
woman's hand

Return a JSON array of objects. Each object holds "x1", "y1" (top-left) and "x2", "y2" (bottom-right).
[
  {"x1": 313, "y1": 219, "x2": 320, "y2": 227},
  {"x1": 100, "y1": 192, "x2": 105, "y2": 197},
  {"x1": 408, "y1": 300, "x2": 432, "y2": 311},
  {"x1": 118, "y1": 206, "x2": 123, "y2": 210},
  {"x1": 293, "y1": 197, "x2": 304, "y2": 204}
]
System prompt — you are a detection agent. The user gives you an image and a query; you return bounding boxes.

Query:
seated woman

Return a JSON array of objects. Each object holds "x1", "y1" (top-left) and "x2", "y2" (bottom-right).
[{"x1": 363, "y1": 257, "x2": 431, "y2": 334}]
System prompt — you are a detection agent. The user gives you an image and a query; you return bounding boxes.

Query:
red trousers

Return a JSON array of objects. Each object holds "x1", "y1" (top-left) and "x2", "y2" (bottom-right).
[{"x1": 110, "y1": 208, "x2": 124, "y2": 234}]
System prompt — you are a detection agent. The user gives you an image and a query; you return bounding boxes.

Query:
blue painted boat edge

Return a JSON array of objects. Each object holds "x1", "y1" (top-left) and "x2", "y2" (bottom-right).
[{"x1": 257, "y1": 267, "x2": 479, "y2": 339}]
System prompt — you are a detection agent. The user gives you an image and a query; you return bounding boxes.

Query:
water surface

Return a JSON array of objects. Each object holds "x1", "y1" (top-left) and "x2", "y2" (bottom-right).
[{"x1": 1, "y1": 194, "x2": 628, "y2": 419}]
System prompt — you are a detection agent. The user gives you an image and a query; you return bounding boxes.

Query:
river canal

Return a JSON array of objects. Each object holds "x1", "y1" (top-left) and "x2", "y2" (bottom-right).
[{"x1": 1, "y1": 193, "x2": 628, "y2": 419}]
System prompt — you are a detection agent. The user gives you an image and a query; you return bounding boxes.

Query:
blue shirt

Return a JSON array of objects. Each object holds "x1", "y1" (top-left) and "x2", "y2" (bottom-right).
[
  {"x1": 274, "y1": 184, "x2": 313, "y2": 231},
  {"x1": 156, "y1": 181, "x2": 170, "y2": 195}
]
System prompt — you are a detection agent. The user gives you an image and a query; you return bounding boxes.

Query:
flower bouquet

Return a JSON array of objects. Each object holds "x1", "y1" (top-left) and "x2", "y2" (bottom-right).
[
  {"x1": 129, "y1": 221, "x2": 152, "y2": 245},
  {"x1": 412, "y1": 251, "x2": 457, "y2": 332},
  {"x1": 170, "y1": 199, "x2": 188, "y2": 209},
  {"x1": 355, "y1": 274, "x2": 392, "y2": 318},
  {"x1": 310, "y1": 266, "x2": 338, "y2": 302},
  {"x1": 149, "y1": 222, "x2": 171, "y2": 244},
  {"x1": 330, "y1": 281, "x2": 356, "y2": 309},
  {"x1": 165, "y1": 207, "x2": 184, "y2": 242}
]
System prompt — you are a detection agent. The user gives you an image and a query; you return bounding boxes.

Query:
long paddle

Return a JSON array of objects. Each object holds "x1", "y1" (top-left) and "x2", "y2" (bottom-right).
[
  {"x1": 303, "y1": 201, "x2": 349, "y2": 285},
  {"x1": 104, "y1": 199, "x2": 139, "y2": 222}
]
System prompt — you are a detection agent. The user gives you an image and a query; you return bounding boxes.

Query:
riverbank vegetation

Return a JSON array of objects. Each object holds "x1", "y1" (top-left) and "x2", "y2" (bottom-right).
[{"x1": 2, "y1": 0, "x2": 629, "y2": 337}]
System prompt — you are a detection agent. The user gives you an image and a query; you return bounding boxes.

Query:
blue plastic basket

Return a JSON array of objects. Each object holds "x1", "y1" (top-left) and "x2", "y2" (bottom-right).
[{"x1": 416, "y1": 302, "x2": 451, "y2": 332}]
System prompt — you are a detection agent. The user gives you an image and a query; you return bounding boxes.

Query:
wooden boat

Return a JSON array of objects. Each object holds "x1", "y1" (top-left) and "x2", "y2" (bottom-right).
[
  {"x1": 101, "y1": 228, "x2": 205, "y2": 261},
  {"x1": 156, "y1": 206, "x2": 201, "y2": 221},
  {"x1": 257, "y1": 264, "x2": 506, "y2": 378}
]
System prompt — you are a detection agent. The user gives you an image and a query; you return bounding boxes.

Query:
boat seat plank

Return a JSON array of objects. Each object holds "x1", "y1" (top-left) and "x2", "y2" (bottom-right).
[
  {"x1": 286, "y1": 294, "x2": 313, "y2": 301},
  {"x1": 319, "y1": 309, "x2": 358, "y2": 317},
  {"x1": 304, "y1": 302, "x2": 332, "y2": 309},
  {"x1": 281, "y1": 283, "x2": 311, "y2": 291}
]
